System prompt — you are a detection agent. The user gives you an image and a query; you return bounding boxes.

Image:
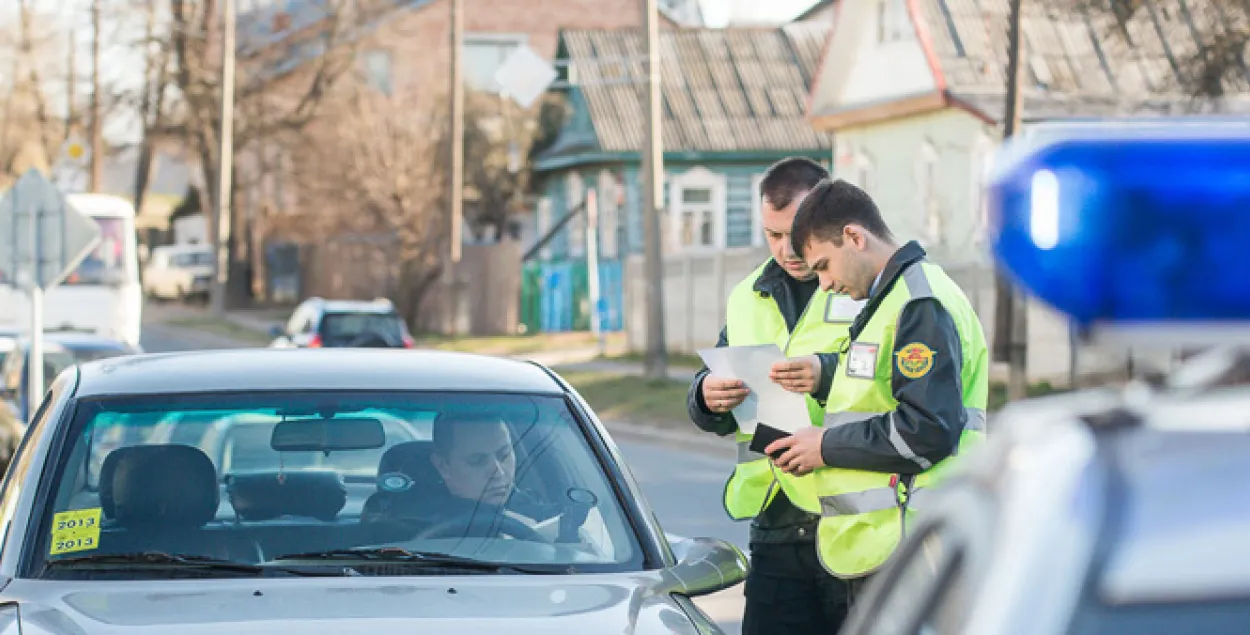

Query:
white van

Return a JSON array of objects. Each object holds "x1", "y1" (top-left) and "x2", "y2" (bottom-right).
[{"x1": 0, "y1": 193, "x2": 143, "y2": 347}]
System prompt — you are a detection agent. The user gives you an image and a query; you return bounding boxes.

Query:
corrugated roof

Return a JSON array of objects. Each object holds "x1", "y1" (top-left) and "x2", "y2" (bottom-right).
[
  {"x1": 916, "y1": 0, "x2": 1250, "y2": 119},
  {"x1": 558, "y1": 24, "x2": 832, "y2": 154}
]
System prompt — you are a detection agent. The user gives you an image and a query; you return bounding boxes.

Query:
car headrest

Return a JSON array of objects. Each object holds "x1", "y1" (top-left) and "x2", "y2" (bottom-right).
[
  {"x1": 226, "y1": 470, "x2": 347, "y2": 522},
  {"x1": 100, "y1": 445, "x2": 218, "y2": 528},
  {"x1": 375, "y1": 441, "x2": 441, "y2": 494}
]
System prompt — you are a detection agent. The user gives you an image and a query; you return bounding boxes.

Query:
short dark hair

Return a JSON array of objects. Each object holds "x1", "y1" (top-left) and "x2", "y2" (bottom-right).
[
  {"x1": 759, "y1": 157, "x2": 829, "y2": 210},
  {"x1": 790, "y1": 178, "x2": 893, "y2": 259},
  {"x1": 432, "y1": 411, "x2": 509, "y2": 457}
]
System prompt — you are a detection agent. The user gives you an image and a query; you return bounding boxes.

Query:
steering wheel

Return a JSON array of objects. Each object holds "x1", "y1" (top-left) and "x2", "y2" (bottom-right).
[{"x1": 414, "y1": 513, "x2": 550, "y2": 543}]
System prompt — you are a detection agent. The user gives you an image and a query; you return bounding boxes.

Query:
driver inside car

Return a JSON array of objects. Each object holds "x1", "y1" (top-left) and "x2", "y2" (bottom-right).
[{"x1": 428, "y1": 412, "x2": 570, "y2": 538}]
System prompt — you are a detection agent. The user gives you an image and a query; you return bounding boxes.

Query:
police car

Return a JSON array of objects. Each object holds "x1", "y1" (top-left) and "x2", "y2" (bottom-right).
[{"x1": 840, "y1": 121, "x2": 1250, "y2": 635}]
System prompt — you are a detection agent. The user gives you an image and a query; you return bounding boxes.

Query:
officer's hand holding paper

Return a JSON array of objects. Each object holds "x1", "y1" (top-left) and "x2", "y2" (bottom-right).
[{"x1": 696, "y1": 344, "x2": 813, "y2": 444}]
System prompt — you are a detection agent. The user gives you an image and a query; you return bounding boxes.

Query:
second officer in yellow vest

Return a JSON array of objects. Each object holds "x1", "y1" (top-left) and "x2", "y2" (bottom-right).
[
  {"x1": 687, "y1": 158, "x2": 862, "y2": 635},
  {"x1": 765, "y1": 178, "x2": 990, "y2": 601}
]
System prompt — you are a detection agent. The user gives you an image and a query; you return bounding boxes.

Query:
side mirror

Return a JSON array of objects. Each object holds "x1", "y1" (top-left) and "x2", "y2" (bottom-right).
[
  {"x1": 665, "y1": 536, "x2": 748, "y2": 598},
  {"x1": 269, "y1": 325, "x2": 285, "y2": 338}
]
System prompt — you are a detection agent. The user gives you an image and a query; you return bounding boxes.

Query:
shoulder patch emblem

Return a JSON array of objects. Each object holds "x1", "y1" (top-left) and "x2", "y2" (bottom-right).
[{"x1": 896, "y1": 342, "x2": 935, "y2": 379}]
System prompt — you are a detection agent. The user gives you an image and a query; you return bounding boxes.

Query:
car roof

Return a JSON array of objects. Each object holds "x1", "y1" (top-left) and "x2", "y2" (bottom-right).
[
  {"x1": 73, "y1": 349, "x2": 566, "y2": 397},
  {"x1": 12, "y1": 332, "x2": 133, "y2": 350},
  {"x1": 305, "y1": 298, "x2": 396, "y2": 314}
]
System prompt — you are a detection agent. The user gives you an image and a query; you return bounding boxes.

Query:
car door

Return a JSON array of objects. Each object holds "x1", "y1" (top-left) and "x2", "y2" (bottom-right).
[{"x1": 841, "y1": 485, "x2": 996, "y2": 635}]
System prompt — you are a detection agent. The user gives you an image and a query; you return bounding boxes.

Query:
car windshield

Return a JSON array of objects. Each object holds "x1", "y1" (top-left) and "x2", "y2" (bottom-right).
[
  {"x1": 320, "y1": 312, "x2": 406, "y2": 346},
  {"x1": 64, "y1": 217, "x2": 127, "y2": 286},
  {"x1": 35, "y1": 390, "x2": 641, "y2": 579}
]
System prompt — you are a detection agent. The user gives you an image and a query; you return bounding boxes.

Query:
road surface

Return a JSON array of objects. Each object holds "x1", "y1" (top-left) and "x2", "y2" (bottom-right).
[{"x1": 141, "y1": 313, "x2": 749, "y2": 634}]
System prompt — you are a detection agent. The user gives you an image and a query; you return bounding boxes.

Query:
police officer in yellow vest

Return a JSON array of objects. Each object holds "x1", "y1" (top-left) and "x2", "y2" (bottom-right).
[
  {"x1": 765, "y1": 178, "x2": 989, "y2": 601},
  {"x1": 687, "y1": 158, "x2": 863, "y2": 634}
]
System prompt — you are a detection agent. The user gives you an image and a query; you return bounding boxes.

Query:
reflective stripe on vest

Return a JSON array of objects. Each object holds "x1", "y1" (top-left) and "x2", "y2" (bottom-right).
[
  {"x1": 720, "y1": 260, "x2": 856, "y2": 521},
  {"x1": 812, "y1": 260, "x2": 990, "y2": 579}
]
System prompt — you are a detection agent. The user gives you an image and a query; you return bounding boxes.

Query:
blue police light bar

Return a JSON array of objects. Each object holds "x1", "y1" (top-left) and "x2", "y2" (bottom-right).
[{"x1": 987, "y1": 118, "x2": 1250, "y2": 344}]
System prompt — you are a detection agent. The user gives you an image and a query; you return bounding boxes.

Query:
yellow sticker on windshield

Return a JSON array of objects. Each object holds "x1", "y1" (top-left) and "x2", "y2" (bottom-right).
[{"x1": 50, "y1": 508, "x2": 102, "y2": 555}]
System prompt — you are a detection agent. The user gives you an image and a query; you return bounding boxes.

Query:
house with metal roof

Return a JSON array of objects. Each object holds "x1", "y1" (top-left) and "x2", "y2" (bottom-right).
[
  {"x1": 805, "y1": 0, "x2": 1250, "y2": 381},
  {"x1": 523, "y1": 21, "x2": 832, "y2": 338}
]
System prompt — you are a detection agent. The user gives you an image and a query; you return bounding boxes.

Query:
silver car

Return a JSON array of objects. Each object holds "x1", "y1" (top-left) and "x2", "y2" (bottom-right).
[
  {"x1": 0, "y1": 349, "x2": 745, "y2": 633},
  {"x1": 839, "y1": 362, "x2": 1250, "y2": 635}
]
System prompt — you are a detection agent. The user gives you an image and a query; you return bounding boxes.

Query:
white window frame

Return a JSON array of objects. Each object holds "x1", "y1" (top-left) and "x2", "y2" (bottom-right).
[
  {"x1": 566, "y1": 172, "x2": 586, "y2": 257},
  {"x1": 916, "y1": 140, "x2": 942, "y2": 246},
  {"x1": 878, "y1": 0, "x2": 912, "y2": 43},
  {"x1": 854, "y1": 149, "x2": 876, "y2": 198},
  {"x1": 668, "y1": 166, "x2": 727, "y2": 253},
  {"x1": 750, "y1": 173, "x2": 766, "y2": 248},
  {"x1": 464, "y1": 32, "x2": 527, "y2": 92},
  {"x1": 971, "y1": 134, "x2": 997, "y2": 246},
  {"x1": 597, "y1": 170, "x2": 621, "y2": 259},
  {"x1": 361, "y1": 49, "x2": 393, "y2": 95}
]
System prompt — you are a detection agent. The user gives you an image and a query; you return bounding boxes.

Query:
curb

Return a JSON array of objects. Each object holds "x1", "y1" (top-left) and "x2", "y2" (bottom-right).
[{"x1": 600, "y1": 419, "x2": 735, "y2": 458}]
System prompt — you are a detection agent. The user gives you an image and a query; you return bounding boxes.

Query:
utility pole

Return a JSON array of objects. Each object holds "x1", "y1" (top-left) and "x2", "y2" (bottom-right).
[
  {"x1": 994, "y1": 0, "x2": 1028, "y2": 400},
  {"x1": 89, "y1": 0, "x2": 103, "y2": 192},
  {"x1": 640, "y1": 0, "x2": 667, "y2": 380},
  {"x1": 66, "y1": 27, "x2": 76, "y2": 140},
  {"x1": 212, "y1": 0, "x2": 237, "y2": 317},
  {"x1": 449, "y1": 0, "x2": 464, "y2": 263}
]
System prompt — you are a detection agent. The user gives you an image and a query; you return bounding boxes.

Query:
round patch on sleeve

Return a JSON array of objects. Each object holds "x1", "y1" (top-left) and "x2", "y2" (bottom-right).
[{"x1": 896, "y1": 342, "x2": 935, "y2": 379}]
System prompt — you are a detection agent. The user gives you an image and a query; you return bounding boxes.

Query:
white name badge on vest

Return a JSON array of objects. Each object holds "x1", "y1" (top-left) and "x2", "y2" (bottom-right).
[
  {"x1": 846, "y1": 342, "x2": 879, "y2": 379},
  {"x1": 824, "y1": 295, "x2": 866, "y2": 323}
]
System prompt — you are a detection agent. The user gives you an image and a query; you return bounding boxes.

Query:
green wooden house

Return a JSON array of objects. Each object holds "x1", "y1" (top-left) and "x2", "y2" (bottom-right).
[{"x1": 523, "y1": 21, "x2": 833, "y2": 334}]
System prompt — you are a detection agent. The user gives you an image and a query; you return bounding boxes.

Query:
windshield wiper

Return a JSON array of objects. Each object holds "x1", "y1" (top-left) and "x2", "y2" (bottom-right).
[
  {"x1": 45, "y1": 552, "x2": 343, "y2": 577},
  {"x1": 272, "y1": 548, "x2": 565, "y2": 575}
]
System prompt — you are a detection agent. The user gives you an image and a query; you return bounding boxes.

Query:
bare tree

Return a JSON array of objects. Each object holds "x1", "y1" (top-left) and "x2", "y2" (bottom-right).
[
  {"x1": 163, "y1": 0, "x2": 376, "y2": 300},
  {"x1": 1062, "y1": 0, "x2": 1250, "y2": 102},
  {"x1": 0, "y1": 0, "x2": 69, "y2": 185},
  {"x1": 292, "y1": 88, "x2": 452, "y2": 326},
  {"x1": 462, "y1": 90, "x2": 540, "y2": 242}
]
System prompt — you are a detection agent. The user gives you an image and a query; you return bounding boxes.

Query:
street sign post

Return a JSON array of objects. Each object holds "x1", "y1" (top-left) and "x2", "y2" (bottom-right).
[{"x1": 0, "y1": 169, "x2": 102, "y2": 418}]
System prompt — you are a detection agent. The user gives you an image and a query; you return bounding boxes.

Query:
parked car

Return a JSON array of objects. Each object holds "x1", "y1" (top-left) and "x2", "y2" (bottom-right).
[
  {"x1": 142, "y1": 244, "x2": 213, "y2": 302},
  {"x1": 0, "y1": 332, "x2": 142, "y2": 423},
  {"x1": 269, "y1": 297, "x2": 414, "y2": 349},
  {"x1": 0, "y1": 348, "x2": 745, "y2": 633}
]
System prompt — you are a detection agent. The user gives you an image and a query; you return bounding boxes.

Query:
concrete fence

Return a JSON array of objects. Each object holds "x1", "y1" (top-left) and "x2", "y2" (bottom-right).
[{"x1": 623, "y1": 250, "x2": 1180, "y2": 384}]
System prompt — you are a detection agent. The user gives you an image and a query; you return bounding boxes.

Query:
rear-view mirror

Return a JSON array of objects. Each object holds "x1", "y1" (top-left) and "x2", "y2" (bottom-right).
[{"x1": 271, "y1": 417, "x2": 386, "y2": 452}]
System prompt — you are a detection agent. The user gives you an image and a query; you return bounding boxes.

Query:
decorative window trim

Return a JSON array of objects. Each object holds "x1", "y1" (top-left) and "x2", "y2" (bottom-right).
[{"x1": 668, "y1": 166, "x2": 728, "y2": 253}]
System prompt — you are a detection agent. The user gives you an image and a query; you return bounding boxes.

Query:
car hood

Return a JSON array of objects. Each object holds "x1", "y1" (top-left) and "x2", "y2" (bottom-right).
[{"x1": 3, "y1": 573, "x2": 714, "y2": 634}]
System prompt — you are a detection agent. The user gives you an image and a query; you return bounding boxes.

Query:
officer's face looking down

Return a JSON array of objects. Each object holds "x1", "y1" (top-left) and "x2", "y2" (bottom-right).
[
  {"x1": 431, "y1": 418, "x2": 516, "y2": 506},
  {"x1": 801, "y1": 227, "x2": 879, "y2": 299},
  {"x1": 790, "y1": 179, "x2": 896, "y2": 300},
  {"x1": 762, "y1": 192, "x2": 815, "y2": 280}
]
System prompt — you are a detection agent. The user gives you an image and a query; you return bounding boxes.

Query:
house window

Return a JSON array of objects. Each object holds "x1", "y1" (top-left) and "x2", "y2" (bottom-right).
[
  {"x1": 854, "y1": 149, "x2": 876, "y2": 198},
  {"x1": 537, "y1": 197, "x2": 552, "y2": 261},
  {"x1": 750, "y1": 173, "x2": 766, "y2": 248},
  {"x1": 566, "y1": 172, "x2": 586, "y2": 257},
  {"x1": 464, "y1": 34, "x2": 525, "y2": 92},
  {"x1": 597, "y1": 170, "x2": 621, "y2": 259},
  {"x1": 878, "y1": 0, "x2": 911, "y2": 43},
  {"x1": 917, "y1": 141, "x2": 942, "y2": 245},
  {"x1": 362, "y1": 49, "x2": 393, "y2": 95},
  {"x1": 669, "y1": 167, "x2": 727, "y2": 252},
  {"x1": 971, "y1": 134, "x2": 996, "y2": 246}
]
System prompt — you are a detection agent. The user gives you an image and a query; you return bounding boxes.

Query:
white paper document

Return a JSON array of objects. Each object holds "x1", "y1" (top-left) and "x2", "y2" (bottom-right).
[{"x1": 696, "y1": 344, "x2": 813, "y2": 435}]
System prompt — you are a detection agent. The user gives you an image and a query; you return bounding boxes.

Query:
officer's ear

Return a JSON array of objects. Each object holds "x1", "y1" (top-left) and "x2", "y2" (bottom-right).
[{"x1": 843, "y1": 224, "x2": 869, "y2": 251}]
